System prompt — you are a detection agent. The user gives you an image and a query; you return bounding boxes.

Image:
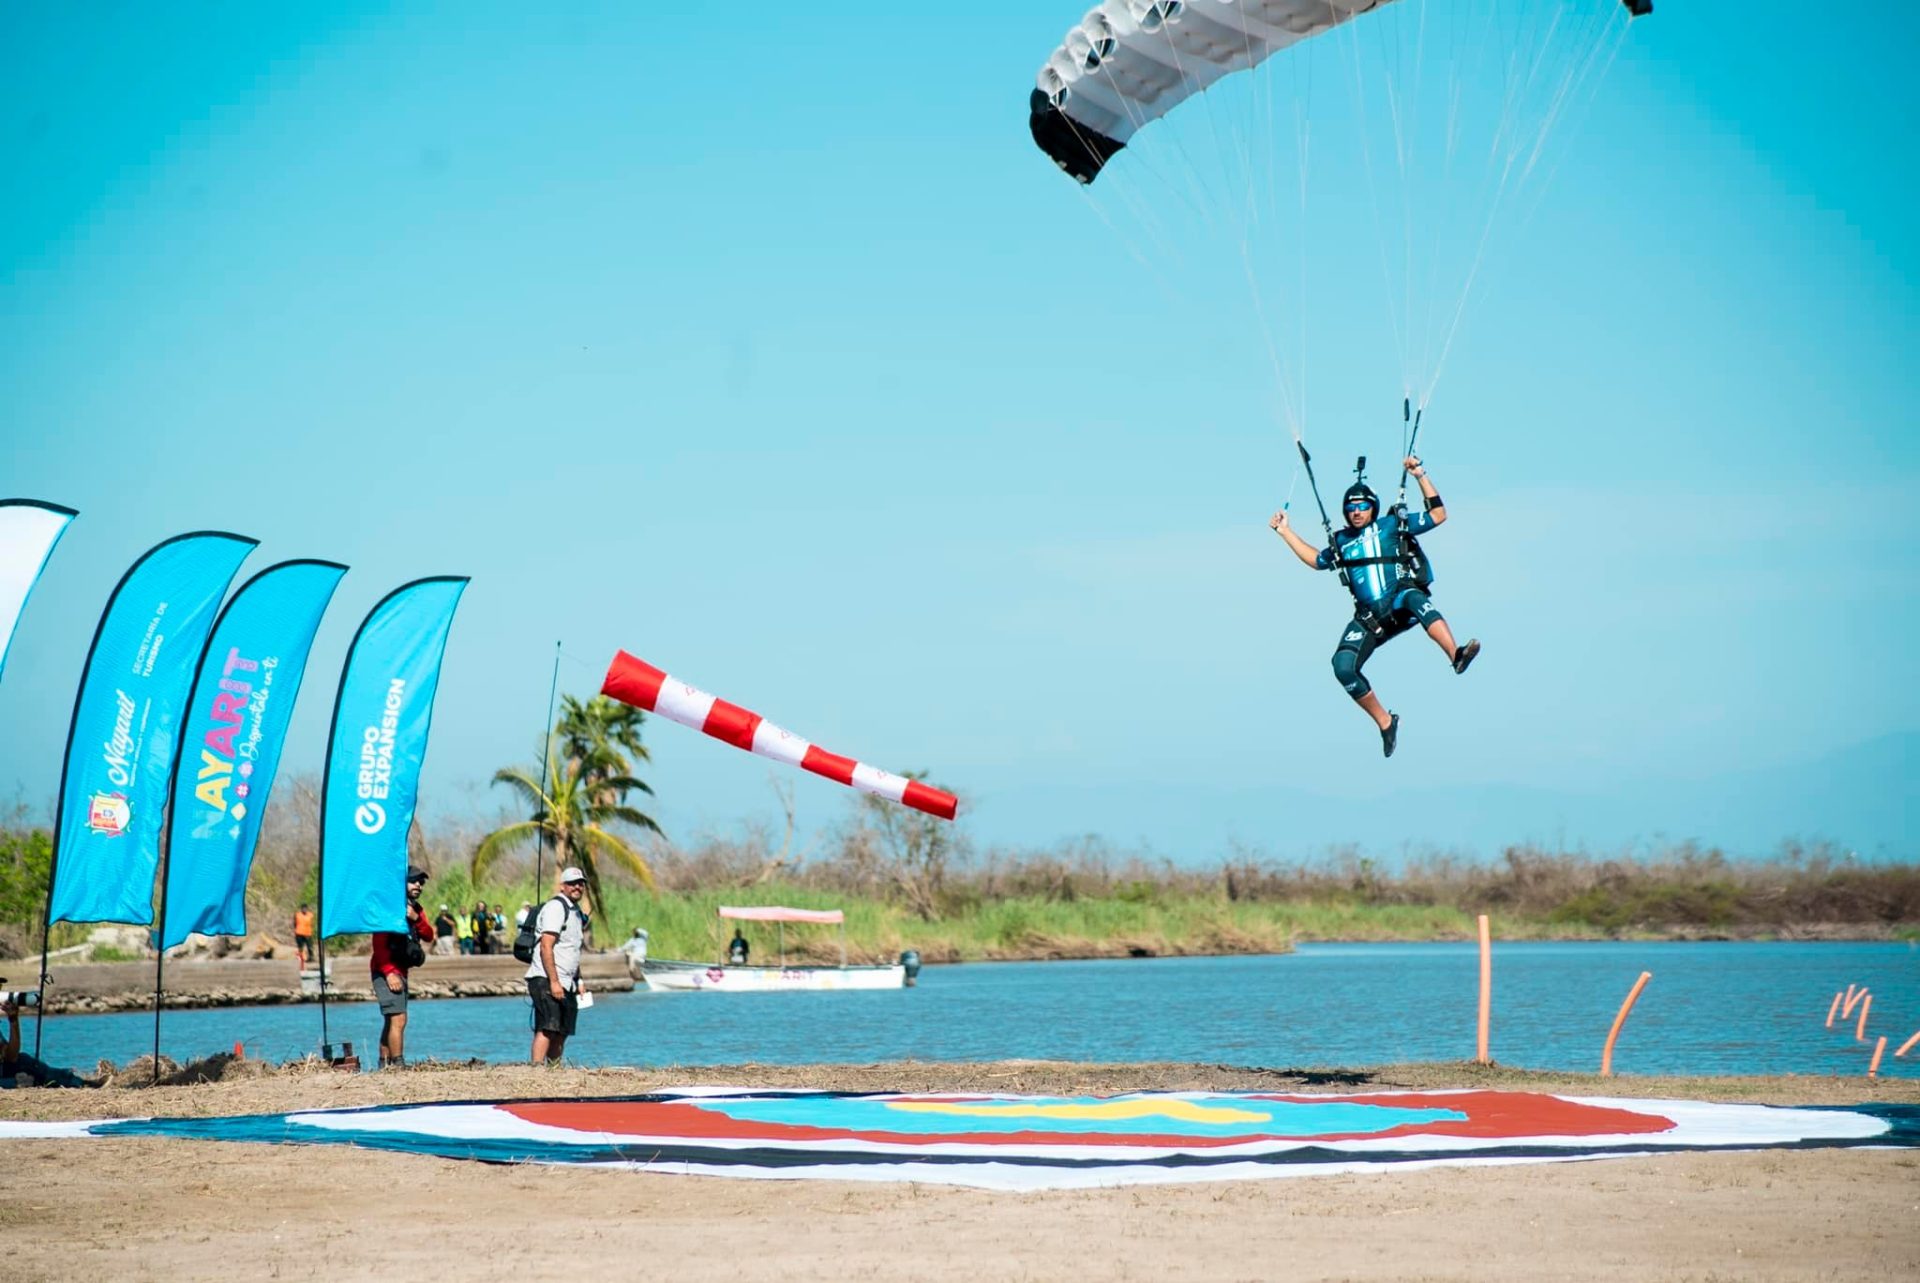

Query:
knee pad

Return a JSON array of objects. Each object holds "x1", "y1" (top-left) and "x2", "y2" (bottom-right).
[{"x1": 1332, "y1": 648, "x2": 1371, "y2": 699}]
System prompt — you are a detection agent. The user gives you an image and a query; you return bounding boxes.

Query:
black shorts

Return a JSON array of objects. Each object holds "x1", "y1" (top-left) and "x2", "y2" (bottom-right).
[
  {"x1": 295, "y1": 934, "x2": 313, "y2": 951},
  {"x1": 527, "y1": 977, "x2": 578, "y2": 1037}
]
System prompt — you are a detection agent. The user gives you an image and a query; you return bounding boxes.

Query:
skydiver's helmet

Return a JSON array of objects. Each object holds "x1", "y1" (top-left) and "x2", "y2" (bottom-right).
[{"x1": 1342, "y1": 481, "x2": 1380, "y2": 526}]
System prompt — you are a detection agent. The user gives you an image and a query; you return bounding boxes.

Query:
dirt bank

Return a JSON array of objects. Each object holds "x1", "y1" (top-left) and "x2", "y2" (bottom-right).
[{"x1": 3, "y1": 1060, "x2": 1917, "y2": 1282}]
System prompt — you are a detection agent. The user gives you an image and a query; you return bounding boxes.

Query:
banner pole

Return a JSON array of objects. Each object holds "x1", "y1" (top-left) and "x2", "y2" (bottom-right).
[
  {"x1": 533, "y1": 640, "x2": 561, "y2": 904},
  {"x1": 151, "y1": 830, "x2": 170, "y2": 1085},
  {"x1": 317, "y1": 932, "x2": 330, "y2": 1052}
]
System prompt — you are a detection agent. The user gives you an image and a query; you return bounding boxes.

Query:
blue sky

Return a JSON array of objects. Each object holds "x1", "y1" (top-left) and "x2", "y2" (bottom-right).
[{"x1": 2, "y1": 2, "x2": 1914, "y2": 863}]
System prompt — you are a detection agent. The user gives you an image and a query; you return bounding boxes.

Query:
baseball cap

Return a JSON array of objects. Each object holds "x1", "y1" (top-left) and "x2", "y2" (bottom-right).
[
  {"x1": 406, "y1": 866, "x2": 428, "y2": 883},
  {"x1": 559, "y1": 866, "x2": 586, "y2": 884}
]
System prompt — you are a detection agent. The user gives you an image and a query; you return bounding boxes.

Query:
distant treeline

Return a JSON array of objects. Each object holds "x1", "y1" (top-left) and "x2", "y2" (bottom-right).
[{"x1": 2, "y1": 783, "x2": 1915, "y2": 963}]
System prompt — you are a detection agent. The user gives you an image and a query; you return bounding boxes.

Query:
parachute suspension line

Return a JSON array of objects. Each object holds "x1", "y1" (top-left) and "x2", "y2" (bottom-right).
[
  {"x1": 1188, "y1": 7, "x2": 1296, "y2": 438},
  {"x1": 1077, "y1": 86, "x2": 1206, "y2": 258},
  {"x1": 1146, "y1": 13, "x2": 1241, "y2": 231},
  {"x1": 1239, "y1": 239, "x2": 1303, "y2": 442},
  {"x1": 1099, "y1": 29, "x2": 1232, "y2": 247},
  {"x1": 1382, "y1": 0, "x2": 1438, "y2": 402},
  {"x1": 1421, "y1": 2, "x2": 1635, "y2": 406},
  {"x1": 1061, "y1": 96, "x2": 1207, "y2": 319},
  {"x1": 1338, "y1": 6, "x2": 1411, "y2": 397},
  {"x1": 1514, "y1": 11, "x2": 1636, "y2": 229},
  {"x1": 1415, "y1": 11, "x2": 1466, "y2": 402},
  {"x1": 1074, "y1": 181, "x2": 1182, "y2": 312},
  {"x1": 1290, "y1": 53, "x2": 1320, "y2": 441},
  {"x1": 1152, "y1": 3, "x2": 1309, "y2": 446},
  {"x1": 1243, "y1": 12, "x2": 1323, "y2": 443}
]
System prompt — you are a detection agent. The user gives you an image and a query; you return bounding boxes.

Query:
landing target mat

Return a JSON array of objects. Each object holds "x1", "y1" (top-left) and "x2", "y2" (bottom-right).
[{"x1": 6, "y1": 1089, "x2": 1915, "y2": 1191}]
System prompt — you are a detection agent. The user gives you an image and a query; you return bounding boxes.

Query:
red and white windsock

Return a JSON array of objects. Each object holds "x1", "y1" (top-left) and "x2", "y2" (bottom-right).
[{"x1": 602, "y1": 650, "x2": 959, "y2": 821}]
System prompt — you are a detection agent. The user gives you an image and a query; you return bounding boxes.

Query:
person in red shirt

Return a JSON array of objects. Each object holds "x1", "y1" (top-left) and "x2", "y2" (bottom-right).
[{"x1": 371, "y1": 866, "x2": 435, "y2": 1068}]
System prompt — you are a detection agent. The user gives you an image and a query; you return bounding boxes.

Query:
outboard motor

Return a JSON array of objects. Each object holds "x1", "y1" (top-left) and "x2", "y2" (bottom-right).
[{"x1": 898, "y1": 949, "x2": 921, "y2": 987}]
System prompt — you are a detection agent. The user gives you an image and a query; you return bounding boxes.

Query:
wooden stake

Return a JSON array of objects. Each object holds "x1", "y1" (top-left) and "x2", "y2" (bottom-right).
[
  {"x1": 1868, "y1": 1036, "x2": 1888, "y2": 1079},
  {"x1": 1856, "y1": 993, "x2": 1872, "y2": 1042},
  {"x1": 1824, "y1": 991, "x2": 1842, "y2": 1028},
  {"x1": 1842, "y1": 986, "x2": 1868, "y2": 1020},
  {"x1": 1895, "y1": 1031, "x2": 1920, "y2": 1059},
  {"x1": 1601, "y1": 971, "x2": 1653, "y2": 1078}
]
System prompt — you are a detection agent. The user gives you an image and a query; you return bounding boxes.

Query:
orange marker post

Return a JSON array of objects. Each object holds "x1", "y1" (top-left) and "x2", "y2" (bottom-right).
[
  {"x1": 1856, "y1": 993, "x2": 1872, "y2": 1042},
  {"x1": 1895, "y1": 1031, "x2": 1920, "y2": 1059},
  {"x1": 1601, "y1": 970, "x2": 1653, "y2": 1078},
  {"x1": 1842, "y1": 986, "x2": 1868, "y2": 1020},
  {"x1": 1824, "y1": 992, "x2": 1843, "y2": 1028},
  {"x1": 1476, "y1": 914, "x2": 1492, "y2": 1066},
  {"x1": 1868, "y1": 1036, "x2": 1888, "y2": 1079}
]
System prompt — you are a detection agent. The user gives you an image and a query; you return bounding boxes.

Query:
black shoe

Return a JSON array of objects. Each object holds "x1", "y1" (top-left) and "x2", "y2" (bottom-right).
[
  {"x1": 1381, "y1": 713, "x2": 1400, "y2": 759},
  {"x1": 1452, "y1": 640, "x2": 1481, "y2": 675}
]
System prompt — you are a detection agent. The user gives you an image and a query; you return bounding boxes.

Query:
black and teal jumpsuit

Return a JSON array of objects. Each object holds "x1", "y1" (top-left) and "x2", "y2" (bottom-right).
[{"x1": 1316, "y1": 510, "x2": 1442, "y2": 700}]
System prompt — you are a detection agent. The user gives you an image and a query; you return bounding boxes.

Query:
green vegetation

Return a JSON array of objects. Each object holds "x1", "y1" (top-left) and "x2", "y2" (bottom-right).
[
  {"x1": 0, "y1": 695, "x2": 1913, "y2": 966},
  {"x1": 472, "y1": 694, "x2": 660, "y2": 911}
]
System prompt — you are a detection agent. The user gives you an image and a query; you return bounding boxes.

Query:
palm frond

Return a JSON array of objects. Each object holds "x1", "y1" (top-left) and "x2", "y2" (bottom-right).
[
  {"x1": 579, "y1": 825, "x2": 656, "y2": 891},
  {"x1": 471, "y1": 821, "x2": 541, "y2": 883},
  {"x1": 600, "y1": 804, "x2": 663, "y2": 834}
]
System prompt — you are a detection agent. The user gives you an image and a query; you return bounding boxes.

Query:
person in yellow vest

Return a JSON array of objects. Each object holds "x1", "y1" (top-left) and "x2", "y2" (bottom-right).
[{"x1": 454, "y1": 906, "x2": 474, "y2": 955}]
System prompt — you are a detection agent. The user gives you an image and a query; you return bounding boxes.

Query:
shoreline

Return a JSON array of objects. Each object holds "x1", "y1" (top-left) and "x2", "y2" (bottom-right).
[
  {"x1": 10, "y1": 932, "x2": 1914, "y2": 1014},
  {"x1": 9, "y1": 954, "x2": 638, "y2": 1015}
]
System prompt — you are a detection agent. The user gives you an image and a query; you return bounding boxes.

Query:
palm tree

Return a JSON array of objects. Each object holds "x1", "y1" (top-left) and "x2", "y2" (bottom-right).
[
  {"x1": 557, "y1": 694, "x2": 649, "y2": 798},
  {"x1": 472, "y1": 736, "x2": 660, "y2": 912}
]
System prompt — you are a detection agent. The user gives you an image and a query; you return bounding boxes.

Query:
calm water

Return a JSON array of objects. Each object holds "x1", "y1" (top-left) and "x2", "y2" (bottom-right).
[{"x1": 28, "y1": 942, "x2": 1920, "y2": 1079}]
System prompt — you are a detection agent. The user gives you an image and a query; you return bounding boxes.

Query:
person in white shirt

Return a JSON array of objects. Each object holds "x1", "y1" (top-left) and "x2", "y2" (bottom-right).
[{"x1": 524, "y1": 868, "x2": 588, "y2": 1064}]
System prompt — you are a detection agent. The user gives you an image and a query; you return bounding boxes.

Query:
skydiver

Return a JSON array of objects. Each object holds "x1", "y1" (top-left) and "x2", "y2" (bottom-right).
[{"x1": 1268, "y1": 454, "x2": 1479, "y2": 758}]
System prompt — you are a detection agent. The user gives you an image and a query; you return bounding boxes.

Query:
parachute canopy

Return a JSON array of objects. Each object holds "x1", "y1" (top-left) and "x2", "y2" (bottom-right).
[{"x1": 1030, "y1": 0, "x2": 1651, "y2": 184}]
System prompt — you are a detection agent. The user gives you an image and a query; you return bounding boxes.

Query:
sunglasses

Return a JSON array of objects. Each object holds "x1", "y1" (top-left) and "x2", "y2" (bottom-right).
[{"x1": 1344, "y1": 502, "x2": 1374, "y2": 512}]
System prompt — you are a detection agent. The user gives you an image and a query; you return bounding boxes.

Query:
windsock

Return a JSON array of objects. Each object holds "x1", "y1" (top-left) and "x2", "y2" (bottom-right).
[{"x1": 602, "y1": 650, "x2": 958, "y2": 821}]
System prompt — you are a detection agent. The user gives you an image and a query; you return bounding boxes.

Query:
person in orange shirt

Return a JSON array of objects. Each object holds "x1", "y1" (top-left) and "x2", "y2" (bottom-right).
[{"x1": 292, "y1": 905, "x2": 316, "y2": 968}]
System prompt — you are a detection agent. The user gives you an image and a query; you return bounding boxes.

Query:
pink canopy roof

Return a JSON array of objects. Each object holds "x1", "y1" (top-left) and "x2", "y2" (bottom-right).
[{"x1": 718, "y1": 905, "x2": 844, "y2": 925}]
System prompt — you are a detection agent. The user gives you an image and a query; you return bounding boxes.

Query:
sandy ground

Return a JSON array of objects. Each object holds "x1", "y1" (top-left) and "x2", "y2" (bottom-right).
[{"x1": 3, "y1": 1060, "x2": 1918, "y2": 1282}]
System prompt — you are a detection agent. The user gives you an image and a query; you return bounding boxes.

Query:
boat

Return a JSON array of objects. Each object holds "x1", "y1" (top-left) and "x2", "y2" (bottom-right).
[{"x1": 639, "y1": 905, "x2": 918, "y2": 992}]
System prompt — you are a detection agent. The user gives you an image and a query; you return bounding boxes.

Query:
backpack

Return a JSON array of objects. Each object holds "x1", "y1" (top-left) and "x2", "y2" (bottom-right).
[{"x1": 512, "y1": 896, "x2": 570, "y2": 964}]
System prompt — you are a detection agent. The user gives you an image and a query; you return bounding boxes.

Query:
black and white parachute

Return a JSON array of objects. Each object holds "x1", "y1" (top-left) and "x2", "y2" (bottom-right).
[{"x1": 1030, "y1": 1, "x2": 1651, "y2": 185}]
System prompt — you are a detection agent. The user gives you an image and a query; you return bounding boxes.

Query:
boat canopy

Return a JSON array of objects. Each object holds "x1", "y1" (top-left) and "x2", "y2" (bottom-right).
[{"x1": 718, "y1": 905, "x2": 844, "y2": 925}]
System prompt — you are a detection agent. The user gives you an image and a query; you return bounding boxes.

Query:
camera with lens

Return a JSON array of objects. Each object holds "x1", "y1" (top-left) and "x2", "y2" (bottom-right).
[{"x1": 0, "y1": 989, "x2": 41, "y2": 1009}]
